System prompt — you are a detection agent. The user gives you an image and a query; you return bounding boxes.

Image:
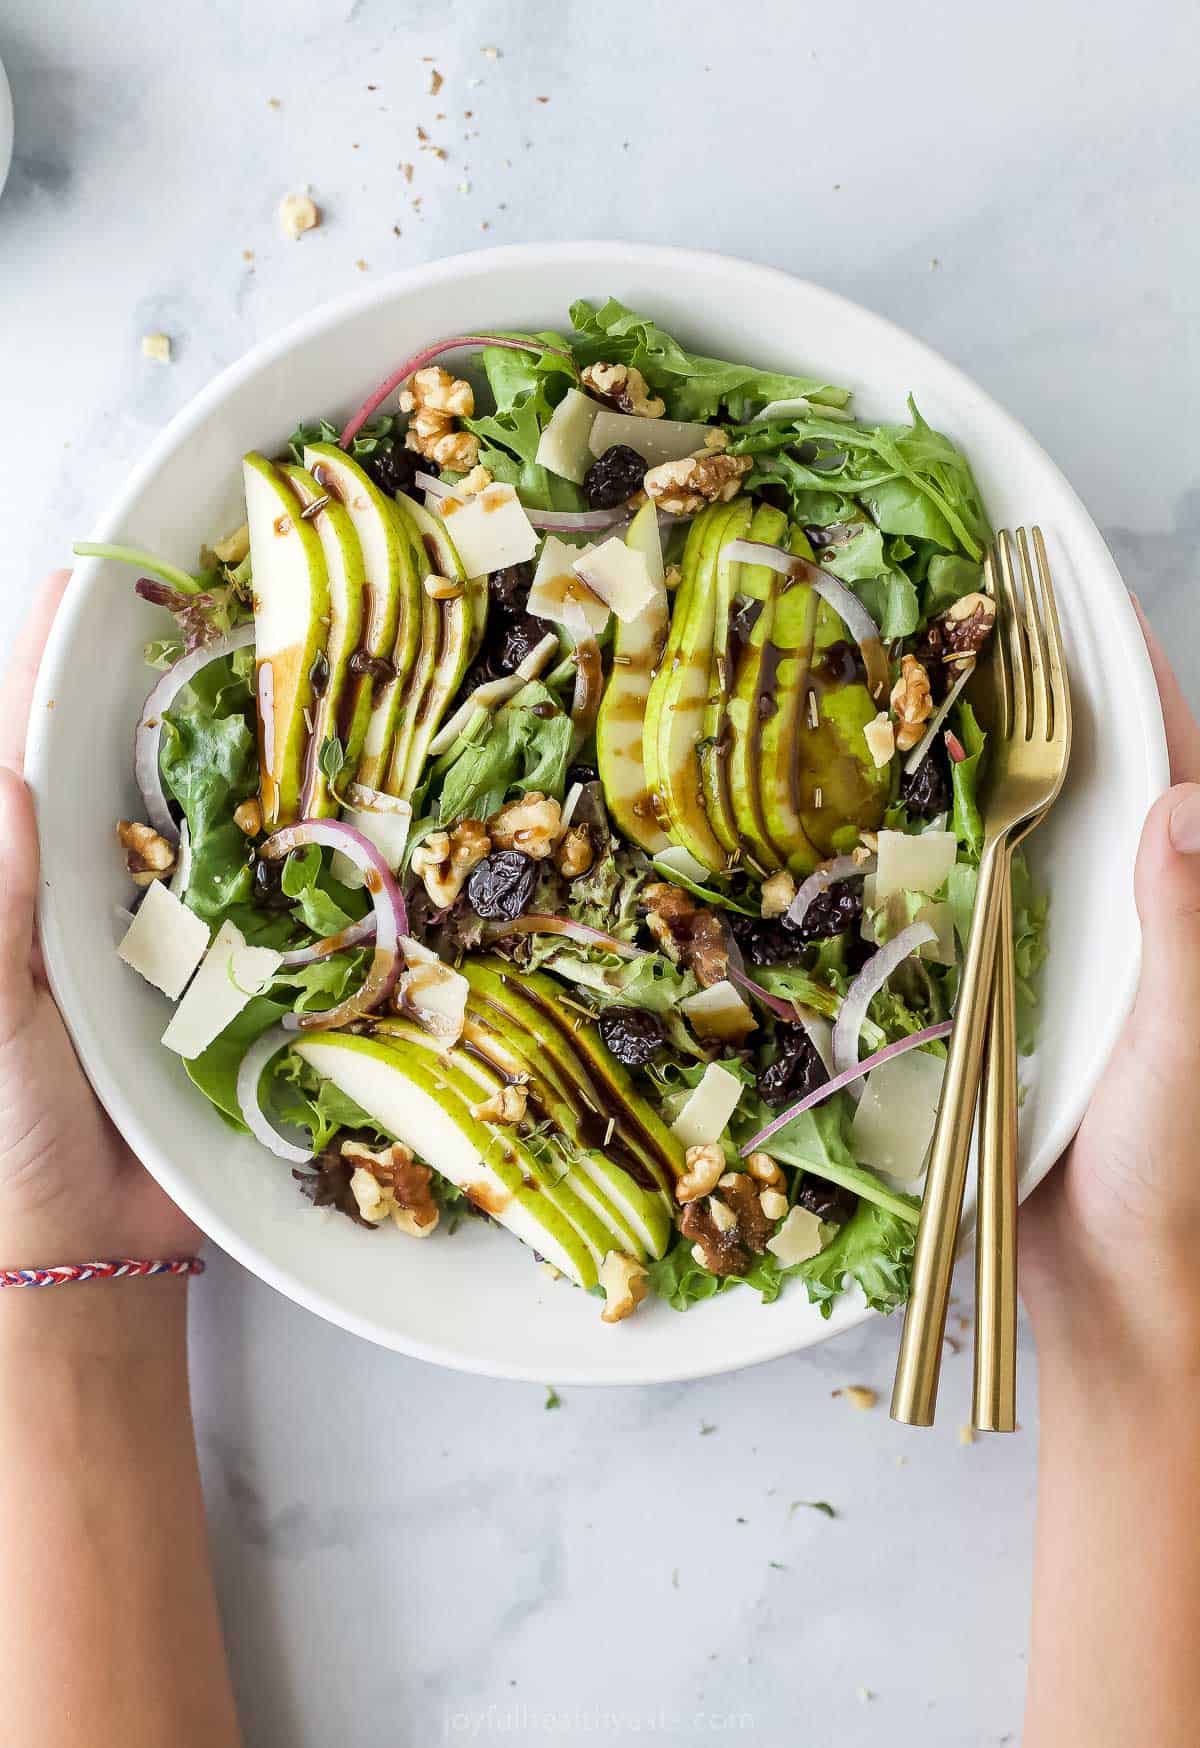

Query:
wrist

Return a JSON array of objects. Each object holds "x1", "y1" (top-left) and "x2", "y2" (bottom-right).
[{"x1": 0, "y1": 1270, "x2": 191, "y2": 1369}]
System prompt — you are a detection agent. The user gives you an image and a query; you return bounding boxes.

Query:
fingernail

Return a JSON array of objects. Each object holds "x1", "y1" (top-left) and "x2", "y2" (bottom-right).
[{"x1": 1169, "y1": 787, "x2": 1200, "y2": 855}]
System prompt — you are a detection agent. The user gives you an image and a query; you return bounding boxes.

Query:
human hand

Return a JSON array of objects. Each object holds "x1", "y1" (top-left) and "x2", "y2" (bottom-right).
[
  {"x1": 0, "y1": 573, "x2": 199, "y2": 1271},
  {"x1": 1021, "y1": 601, "x2": 1200, "y2": 1366}
]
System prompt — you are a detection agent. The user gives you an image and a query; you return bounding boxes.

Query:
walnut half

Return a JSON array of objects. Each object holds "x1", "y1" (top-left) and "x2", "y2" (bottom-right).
[
  {"x1": 487, "y1": 791, "x2": 561, "y2": 860},
  {"x1": 581, "y1": 361, "x2": 665, "y2": 419},
  {"x1": 342, "y1": 1140, "x2": 439, "y2": 1236},
  {"x1": 642, "y1": 452, "x2": 752, "y2": 515},
  {"x1": 889, "y1": 654, "x2": 934, "y2": 753},
  {"x1": 117, "y1": 820, "x2": 176, "y2": 886},
  {"x1": 410, "y1": 819, "x2": 490, "y2": 906},
  {"x1": 679, "y1": 1174, "x2": 773, "y2": 1278},
  {"x1": 400, "y1": 365, "x2": 479, "y2": 471}
]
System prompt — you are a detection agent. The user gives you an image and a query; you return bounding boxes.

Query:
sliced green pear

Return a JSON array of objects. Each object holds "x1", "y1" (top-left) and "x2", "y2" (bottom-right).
[
  {"x1": 395, "y1": 489, "x2": 489, "y2": 656},
  {"x1": 795, "y1": 595, "x2": 892, "y2": 856},
  {"x1": 724, "y1": 521, "x2": 788, "y2": 875},
  {"x1": 595, "y1": 501, "x2": 671, "y2": 854},
  {"x1": 696, "y1": 496, "x2": 756, "y2": 859},
  {"x1": 643, "y1": 501, "x2": 744, "y2": 872},
  {"x1": 302, "y1": 443, "x2": 422, "y2": 792},
  {"x1": 460, "y1": 959, "x2": 684, "y2": 1192},
  {"x1": 388, "y1": 495, "x2": 478, "y2": 798},
  {"x1": 757, "y1": 524, "x2": 824, "y2": 876},
  {"x1": 275, "y1": 463, "x2": 368, "y2": 816},
  {"x1": 294, "y1": 1030, "x2": 598, "y2": 1285},
  {"x1": 242, "y1": 453, "x2": 332, "y2": 828}
]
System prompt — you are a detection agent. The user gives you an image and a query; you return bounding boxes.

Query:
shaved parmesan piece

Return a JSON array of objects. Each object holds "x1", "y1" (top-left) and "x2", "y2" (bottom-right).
[
  {"x1": 572, "y1": 538, "x2": 656, "y2": 623},
  {"x1": 438, "y1": 483, "x2": 537, "y2": 575},
  {"x1": 680, "y1": 980, "x2": 757, "y2": 1043},
  {"x1": 400, "y1": 957, "x2": 469, "y2": 1046},
  {"x1": 861, "y1": 874, "x2": 957, "y2": 966},
  {"x1": 670, "y1": 1061, "x2": 744, "y2": 1148},
  {"x1": 849, "y1": 1049, "x2": 946, "y2": 1180},
  {"x1": 117, "y1": 880, "x2": 210, "y2": 999},
  {"x1": 652, "y1": 844, "x2": 714, "y2": 886},
  {"x1": 875, "y1": 830, "x2": 957, "y2": 902},
  {"x1": 535, "y1": 388, "x2": 600, "y2": 483},
  {"x1": 587, "y1": 407, "x2": 712, "y2": 467},
  {"x1": 162, "y1": 921, "x2": 282, "y2": 1059},
  {"x1": 525, "y1": 535, "x2": 610, "y2": 635},
  {"x1": 333, "y1": 791, "x2": 412, "y2": 887},
  {"x1": 766, "y1": 1206, "x2": 825, "y2": 1266},
  {"x1": 426, "y1": 632, "x2": 559, "y2": 756}
]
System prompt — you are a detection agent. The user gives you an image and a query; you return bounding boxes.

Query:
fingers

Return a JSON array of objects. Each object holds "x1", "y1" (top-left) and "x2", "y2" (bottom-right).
[
  {"x1": 1131, "y1": 595, "x2": 1200, "y2": 787},
  {"x1": 0, "y1": 572, "x2": 71, "y2": 775},
  {"x1": 0, "y1": 769, "x2": 40, "y2": 1019},
  {"x1": 1132, "y1": 783, "x2": 1200, "y2": 1040}
]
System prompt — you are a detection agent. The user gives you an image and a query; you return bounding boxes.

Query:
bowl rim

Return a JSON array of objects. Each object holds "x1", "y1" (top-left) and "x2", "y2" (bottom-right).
[{"x1": 26, "y1": 241, "x2": 1169, "y2": 1383}]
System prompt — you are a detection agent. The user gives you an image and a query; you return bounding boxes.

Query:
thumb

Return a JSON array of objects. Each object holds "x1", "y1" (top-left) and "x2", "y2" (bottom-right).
[
  {"x1": 1132, "y1": 784, "x2": 1200, "y2": 1041},
  {"x1": 0, "y1": 769, "x2": 39, "y2": 1024}
]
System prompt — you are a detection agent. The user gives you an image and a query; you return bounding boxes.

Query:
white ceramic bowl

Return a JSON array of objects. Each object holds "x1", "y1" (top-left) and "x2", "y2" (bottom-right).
[{"x1": 27, "y1": 244, "x2": 1167, "y2": 1384}]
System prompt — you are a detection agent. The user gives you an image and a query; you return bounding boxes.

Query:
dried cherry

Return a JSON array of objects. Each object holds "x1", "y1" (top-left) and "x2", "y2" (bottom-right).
[
  {"x1": 598, "y1": 1007, "x2": 665, "y2": 1068},
  {"x1": 466, "y1": 850, "x2": 537, "y2": 920},
  {"x1": 759, "y1": 1024, "x2": 830, "y2": 1108},
  {"x1": 583, "y1": 444, "x2": 647, "y2": 509}
]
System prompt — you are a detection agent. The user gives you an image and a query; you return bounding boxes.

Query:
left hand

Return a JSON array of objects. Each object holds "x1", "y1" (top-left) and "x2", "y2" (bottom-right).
[{"x1": 0, "y1": 573, "x2": 199, "y2": 1271}]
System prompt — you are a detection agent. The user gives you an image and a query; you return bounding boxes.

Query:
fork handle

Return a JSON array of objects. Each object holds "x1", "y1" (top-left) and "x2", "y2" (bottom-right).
[
  {"x1": 891, "y1": 835, "x2": 1007, "y2": 1426},
  {"x1": 973, "y1": 851, "x2": 1018, "y2": 1432}
]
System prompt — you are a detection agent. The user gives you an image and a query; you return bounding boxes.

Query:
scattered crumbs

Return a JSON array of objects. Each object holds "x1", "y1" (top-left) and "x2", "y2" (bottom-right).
[
  {"x1": 267, "y1": 97, "x2": 280, "y2": 109},
  {"x1": 141, "y1": 332, "x2": 172, "y2": 364},
  {"x1": 895, "y1": 1454, "x2": 909, "y2": 1468},
  {"x1": 366, "y1": 83, "x2": 378, "y2": 91},
  {"x1": 857, "y1": 1687, "x2": 874, "y2": 1706},
  {"x1": 735, "y1": 1515, "x2": 747, "y2": 1525},
  {"x1": 959, "y1": 1423, "x2": 977, "y2": 1446},
  {"x1": 503, "y1": 158, "x2": 512, "y2": 169},
  {"x1": 355, "y1": 259, "x2": 369, "y2": 272},
  {"x1": 790, "y1": 1500, "x2": 836, "y2": 1519},
  {"x1": 498, "y1": 201, "x2": 507, "y2": 211},
  {"x1": 955, "y1": 1314, "x2": 971, "y2": 1333},
  {"x1": 699, "y1": 1422, "x2": 717, "y2": 1436},
  {"x1": 351, "y1": 142, "x2": 359, "y2": 150},
  {"x1": 482, "y1": 44, "x2": 500, "y2": 59},
  {"x1": 535, "y1": 95, "x2": 550, "y2": 103},
  {"x1": 429, "y1": 68, "x2": 443, "y2": 95},
  {"x1": 943, "y1": 1335, "x2": 961, "y2": 1356},
  {"x1": 833, "y1": 1385, "x2": 878, "y2": 1411},
  {"x1": 400, "y1": 163, "x2": 413, "y2": 183},
  {"x1": 544, "y1": 1385, "x2": 561, "y2": 1410},
  {"x1": 464, "y1": 109, "x2": 474, "y2": 119},
  {"x1": 392, "y1": 225, "x2": 402, "y2": 237},
  {"x1": 412, "y1": 197, "x2": 423, "y2": 210},
  {"x1": 468, "y1": 76, "x2": 483, "y2": 88},
  {"x1": 930, "y1": 256, "x2": 941, "y2": 270},
  {"x1": 480, "y1": 221, "x2": 490, "y2": 232},
  {"x1": 457, "y1": 180, "x2": 472, "y2": 194},
  {"x1": 768, "y1": 1560, "x2": 787, "y2": 1571},
  {"x1": 416, "y1": 125, "x2": 429, "y2": 142},
  {"x1": 242, "y1": 249, "x2": 255, "y2": 262},
  {"x1": 833, "y1": 182, "x2": 842, "y2": 191},
  {"x1": 622, "y1": 140, "x2": 630, "y2": 151},
  {"x1": 46, "y1": 698, "x2": 56, "y2": 710},
  {"x1": 435, "y1": 111, "x2": 446, "y2": 120},
  {"x1": 671, "y1": 1567, "x2": 680, "y2": 1590},
  {"x1": 279, "y1": 192, "x2": 320, "y2": 240}
]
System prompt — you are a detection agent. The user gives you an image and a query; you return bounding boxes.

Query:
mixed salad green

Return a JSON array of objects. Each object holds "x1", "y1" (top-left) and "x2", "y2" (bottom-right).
[{"x1": 97, "y1": 298, "x2": 1047, "y2": 1325}]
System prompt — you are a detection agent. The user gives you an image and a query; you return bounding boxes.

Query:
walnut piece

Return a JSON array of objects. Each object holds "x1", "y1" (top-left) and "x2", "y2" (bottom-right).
[
  {"x1": 400, "y1": 365, "x2": 479, "y2": 470},
  {"x1": 279, "y1": 192, "x2": 320, "y2": 240},
  {"x1": 835, "y1": 1384, "x2": 878, "y2": 1411},
  {"x1": 487, "y1": 791, "x2": 561, "y2": 859},
  {"x1": 233, "y1": 798, "x2": 263, "y2": 836},
  {"x1": 759, "y1": 870, "x2": 796, "y2": 919},
  {"x1": 745, "y1": 1152, "x2": 785, "y2": 1190},
  {"x1": 642, "y1": 452, "x2": 752, "y2": 514},
  {"x1": 117, "y1": 819, "x2": 176, "y2": 886},
  {"x1": 580, "y1": 361, "x2": 665, "y2": 419},
  {"x1": 410, "y1": 819, "x2": 490, "y2": 906},
  {"x1": 675, "y1": 1142, "x2": 726, "y2": 1204},
  {"x1": 555, "y1": 825, "x2": 594, "y2": 880},
  {"x1": 599, "y1": 1250, "x2": 650, "y2": 1323},
  {"x1": 759, "y1": 1188, "x2": 790, "y2": 1223},
  {"x1": 422, "y1": 573, "x2": 465, "y2": 601},
  {"x1": 342, "y1": 1139, "x2": 439, "y2": 1235},
  {"x1": 679, "y1": 1173, "x2": 773, "y2": 1277},
  {"x1": 455, "y1": 464, "x2": 494, "y2": 497},
  {"x1": 863, "y1": 711, "x2": 896, "y2": 769},
  {"x1": 889, "y1": 654, "x2": 934, "y2": 753},
  {"x1": 141, "y1": 332, "x2": 172, "y2": 364},
  {"x1": 940, "y1": 591, "x2": 996, "y2": 664},
  {"x1": 469, "y1": 1083, "x2": 528, "y2": 1126},
  {"x1": 641, "y1": 882, "x2": 728, "y2": 986}
]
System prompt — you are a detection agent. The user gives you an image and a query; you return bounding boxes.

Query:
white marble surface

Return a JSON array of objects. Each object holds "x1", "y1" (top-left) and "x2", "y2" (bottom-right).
[{"x1": 2, "y1": 2, "x2": 1197, "y2": 1742}]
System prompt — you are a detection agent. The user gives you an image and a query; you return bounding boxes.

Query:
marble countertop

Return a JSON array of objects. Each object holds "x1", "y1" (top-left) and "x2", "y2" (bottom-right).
[{"x1": 2, "y1": 2, "x2": 1197, "y2": 1741}]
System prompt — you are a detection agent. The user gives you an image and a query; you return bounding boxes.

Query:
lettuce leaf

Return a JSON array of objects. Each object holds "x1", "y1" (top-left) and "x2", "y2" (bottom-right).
[
  {"x1": 158, "y1": 651, "x2": 259, "y2": 921},
  {"x1": 792, "y1": 1201, "x2": 917, "y2": 1318},
  {"x1": 568, "y1": 298, "x2": 851, "y2": 423},
  {"x1": 432, "y1": 681, "x2": 572, "y2": 824},
  {"x1": 464, "y1": 335, "x2": 584, "y2": 512},
  {"x1": 950, "y1": 700, "x2": 987, "y2": 860}
]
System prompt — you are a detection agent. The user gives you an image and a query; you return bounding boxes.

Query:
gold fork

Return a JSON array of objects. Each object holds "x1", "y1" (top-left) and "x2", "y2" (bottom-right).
[
  {"x1": 891, "y1": 527, "x2": 1071, "y2": 1427},
  {"x1": 973, "y1": 531, "x2": 1071, "y2": 1431}
]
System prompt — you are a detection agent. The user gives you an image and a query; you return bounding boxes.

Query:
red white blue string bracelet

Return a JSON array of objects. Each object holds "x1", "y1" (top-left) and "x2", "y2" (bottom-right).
[{"x1": 0, "y1": 1258, "x2": 205, "y2": 1288}]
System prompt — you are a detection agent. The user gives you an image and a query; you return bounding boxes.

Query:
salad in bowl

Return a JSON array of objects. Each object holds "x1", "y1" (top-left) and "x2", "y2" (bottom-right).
[{"x1": 92, "y1": 298, "x2": 1044, "y2": 1328}]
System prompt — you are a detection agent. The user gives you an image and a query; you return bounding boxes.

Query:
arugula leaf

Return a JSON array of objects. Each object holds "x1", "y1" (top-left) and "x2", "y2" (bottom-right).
[
  {"x1": 183, "y1": 994, "x2": 288, "y2": 1127},
  {"x1": 792, "y1": 1201, "x2": 918, "y2": 1318},
  {"x1": 646, "y1": 1235, "x2": 784, "y2": 1311},
  {"x1": 279, "y1": 844, "x2": 364, "y2": 938},
  {"x1": 271, "y1": 1050, "x2": 376, "y2": 1151},
  {"x1": 434, "y1": 682, "x2": 572, "y2": 823},
  {"x1": 158, "y1": 652, "x2": 258, "y2": 921},
  {"x1": 288, "y1": 413, "x2": 399, "y2": 464},
  {"x1": 923, "y1": 554, "x2": 983, "y2": 619},
  {"x1": 852, "y1": 570, "x2": 921, "y2": 639},
  {"x1": 950, "y1": 700, "x2": 987, "y2": 859},
  {"x1": 537, "y1": 945, "x2": 698, "y2": 1015},
  {"x1": 752, "y1": 1091, "x2": 921, "y2": 1226},
  {"x1": 568, "y1": 298, "x2": 851, "y2": 423},
  {"x1": 463, "y1": 334, "x2": 584, "y2": 512}
]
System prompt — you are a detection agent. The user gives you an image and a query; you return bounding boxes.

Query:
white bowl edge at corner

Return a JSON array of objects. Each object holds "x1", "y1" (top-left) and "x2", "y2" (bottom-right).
[{"x1": 24, "y1": 242, "x2": 1169, "y2": 1385}]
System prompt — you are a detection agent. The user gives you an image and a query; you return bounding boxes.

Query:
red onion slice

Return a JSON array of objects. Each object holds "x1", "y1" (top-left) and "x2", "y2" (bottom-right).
[
  {"x1": 236, "y1": 1025, "x2": 315, "y2": 1165},
  {"x1": 527, "y1": 506, "x2": 627, "y2": 533},
  {"x1": 724, "y1": 963, "x2": 796, "y2": 1021},
  {"x1": 278, "y1": 916, "x2": 378, "y2": 969},
  {"x1": 831, "y1": 921, "x2": 938, "y2": 1083},
  {"x1": 135, "y1": 624, "x2": 257, "y2": 842},
  {"x1": 721, "y1": 538, "x2": 890, "y2": 702},
  {"x1": 260, "y1": 820, "x2": 407, "y2": 1029},
  {"x1": 339, "y1": 334, "x2": 577, "y2": 447},
  {"x1": 785, "y1": 854, "x2": 876, "y2": 930},
  {"x1": 741, "y1": 1019, "x2": 953, "y2": 1152},
  {"x1": 497, "y1": 915, "x2": 645, "y2": 959},
  {"x1": 903, "y1": 659, "x2": 976, "y2": 776}
]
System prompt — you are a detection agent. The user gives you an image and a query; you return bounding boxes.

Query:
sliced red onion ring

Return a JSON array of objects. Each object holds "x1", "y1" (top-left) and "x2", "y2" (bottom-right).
[
  {"x1": 785, "y1": 854, "x2": 876, "y2": 930},
  {"x1": 340, "y1": 334, "x2": 577, "y2": 448},
  {"x1": 278, "y1": 915, "x2": 378, "y2": 969},
  {"x1": 831, "y1": 921, "x2": 938, "y2": 1083},
  {"x1": 498, "y1": 915, "x2": 645, "y2": 959},
  {"x1": 740, "y1": 1020, "x2": 953, "y2": 1152},
  {"x1": 135, "y1": 624, "x2": 257, "y2": 842},
  {"x1": 903, "y1": 659, "x2": 976, "y2": 775},
  {"x1": 793, "y1": 1006, "x2": 836, "y2": 1077},
  {"x1": 260, "y1": 820, "x2": 407, "y2": 1028},
  {"x1": 721, "y1": 538, "x2": 890, "y2": 702},
  {"x1": 526, "y1": 505, "x2": 627, "y2": 533},
  {"x1": 236, "y1": 1025, "x2": 314, "y2": 1165},
  {"x1": 724, "y1": 963, "x2": 795, "y2": 1021},
  {"x1": 168, "y1": 818, "x2": 192, "y2": 898}
]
